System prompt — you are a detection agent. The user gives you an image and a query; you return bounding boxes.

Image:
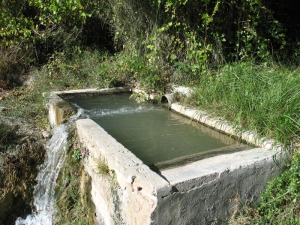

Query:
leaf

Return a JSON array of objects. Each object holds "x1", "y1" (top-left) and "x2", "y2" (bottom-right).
[{"x1": 170, "y1": 54, "x2": 177, "y2": 60}]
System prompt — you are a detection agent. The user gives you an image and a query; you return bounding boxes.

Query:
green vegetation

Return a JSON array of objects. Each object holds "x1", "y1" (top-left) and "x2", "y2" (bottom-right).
[
  {"x1": 71, "y1": 149, "x2": 82, "y2": 162},
  {"x1": 1, "y1": 0, "x2": 300, "y2": 224},
  {"x1": 191, "y1": 61, "x2": 300, "y2": 146},
  {"x1": 55, "y1": 134, "x2": 95, "y2": 225},
  {"x1": 0, "y1": 50, "x2": 131, "y2": 127},
  {"x1": 97, "y1": 159, "x2": 119, "y2": 195},
  {"x1": 231, "y1": 152, "x2": 300, "y2": 225},
  {"x1": 98, "y1": 159, "x2": 110, "y2": 176},
  {"x1": 257, "y1": 152, "x2": 300, "y2": 224},
  {"x1": 0, "y1": 0, "x2": 295, "y2": 89}
]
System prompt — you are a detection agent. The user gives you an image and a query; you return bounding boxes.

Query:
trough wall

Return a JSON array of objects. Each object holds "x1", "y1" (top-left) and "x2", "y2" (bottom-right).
[{"x1": 48, "y1": 88, "x2": 284, "y2": 225}]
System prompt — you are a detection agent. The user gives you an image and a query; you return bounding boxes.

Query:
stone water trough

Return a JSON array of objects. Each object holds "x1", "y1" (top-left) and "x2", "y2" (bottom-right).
[{"x1": 48, "y1": 87, "x2": 284, "y2": 225}]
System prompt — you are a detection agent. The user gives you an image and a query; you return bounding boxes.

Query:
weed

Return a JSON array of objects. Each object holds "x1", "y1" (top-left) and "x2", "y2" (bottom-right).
[
  {"x1": 0, "y1": 50, "x2": 130, "y2": 127},
  {"x1": 0, "y1": 45, "x2": 32, "y2": 88},
  {"x1": 97, "y1": 159, "x2": 119, "y2": 195},
  {"x1": 129, "y1": 92, "x2": 148, "y2": 103},
  {"x1": 71, "y1": 150, "x2": 82, "y2": 162},
  {"x1": 256, "y1": 152, "x2": 300, "y2": 224},
  {"x1": 98, "y1": 159, "x2": 110, "y2": 176},
  {"x1": 110, "y1": 170, "x2": 119, "y2": 194}
]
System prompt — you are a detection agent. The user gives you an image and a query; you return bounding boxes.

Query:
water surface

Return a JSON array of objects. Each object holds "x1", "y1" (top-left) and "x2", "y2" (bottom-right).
[{"x1": 69, "y1": 93, "x2": 249, "y2": 168}]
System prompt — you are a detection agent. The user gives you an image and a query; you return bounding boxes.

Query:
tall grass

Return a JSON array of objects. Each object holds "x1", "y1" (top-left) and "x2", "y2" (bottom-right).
[
  {"x1": 193, "y1": 61, "x2": 300, "y2": 224},
  {"x1": 192, "y1": 61, "x2": 300, "y2": 146},
  {"x1": 0, "y1": 50, "x2": 139, "y2": 126}
]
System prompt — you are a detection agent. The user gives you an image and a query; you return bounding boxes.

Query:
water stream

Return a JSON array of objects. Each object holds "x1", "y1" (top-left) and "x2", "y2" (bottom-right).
[{"x1": 15, "y1": 110, "x2": 83, "y2": 225}]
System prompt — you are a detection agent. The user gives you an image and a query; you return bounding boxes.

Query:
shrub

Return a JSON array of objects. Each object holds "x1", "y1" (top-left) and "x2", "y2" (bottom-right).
[{"x1": 0, "y1": 46, "x2": 32, "y2": 88}]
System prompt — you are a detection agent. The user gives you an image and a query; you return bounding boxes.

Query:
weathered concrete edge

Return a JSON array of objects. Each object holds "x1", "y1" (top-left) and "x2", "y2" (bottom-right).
[
  {"x1": 170, "y1": 103, "x2": 283, "y2": 153},
  {"x1": 76, "y1": 118, "x2": 172, "y2": 225},
  {"x1": 156, "y1": 148, "x2": 281, "y2": 224},
  {"x1": 76, "y1": 118, "x2": 171, "y2": 194},
  {"x1": 160, "y1": 146, "x2": 280, "y2": 190},
  {"x1": 48, "y1": 93, "x2": 76, "y2": 127},
  {"x1": 48, "y1": 87, "x2": 131, "y2": 128},
  {"x1": 52, "y1": 87, "x2": 131, "y2": 95}
]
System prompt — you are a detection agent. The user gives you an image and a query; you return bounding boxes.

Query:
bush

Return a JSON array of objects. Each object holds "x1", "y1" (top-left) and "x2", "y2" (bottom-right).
[{"x1": 0, "y1": 46, "x2": 32, "y2": 88}]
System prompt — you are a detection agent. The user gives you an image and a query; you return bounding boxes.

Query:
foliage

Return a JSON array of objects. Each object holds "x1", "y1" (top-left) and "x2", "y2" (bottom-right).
[
  {"x1": 0, "y1": 0, "x2": 90, "y2": 45},
  {"x1": 71, "y1": 150, "x2": 82, "y2": 162},
  {"x1": 0, "y1": 0, "x2": 294, "y2": 90},
  {"x1": 191, "y1": 61, "x2": 300, "y2": 146},
  {"x1": 256, "y1": 152, "x2": 300, "y2": 224},
  {"x1": 101, "y1": 0, "x2": 156, "y2": 51},
  {"x1": 230, "y1": 152, "x2": 300, "y2": 225},
  {"x1": 0, "y1": 0, "x2": 110, "y2": 81},
  {"x1": 136, "y1": 0, "x2": 286, "y2": 86},
  {"x1": 0, "y1": 0, "x2": 34, "y2": 46}
]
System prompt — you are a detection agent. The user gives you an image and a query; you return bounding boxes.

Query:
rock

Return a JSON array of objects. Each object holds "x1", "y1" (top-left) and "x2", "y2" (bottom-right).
[{"x1": 42, "y1": 130, "x2": 51, "y2": 138}]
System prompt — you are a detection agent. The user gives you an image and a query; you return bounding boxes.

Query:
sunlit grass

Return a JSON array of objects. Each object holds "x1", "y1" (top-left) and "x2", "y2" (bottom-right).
[{"x1": 192, "y1": 61, "x2": 300, "y2": 146}]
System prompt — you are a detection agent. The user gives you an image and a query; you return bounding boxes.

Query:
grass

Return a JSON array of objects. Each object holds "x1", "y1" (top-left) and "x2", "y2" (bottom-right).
[
  {"x1": 98, "y1": 159, "x2": 110, "y2": 176},
  {"x1": 55, "y1": 133, "x2": 95, "y2": 225},
  {"x1": 97, "y1": 159, "x2": 119, "y2": 195},
  {"x1": 0, "y1": 50, "x2": 135, "y2": 127},
  {"x1": 191, "y1": 61, "x2": 300, "y2": 147},
  {"x1": 1, "y1": 47, "x2": 300, "y2": 224},
  {"x1": 256, "y1": 152, "x2": 300, "y2": 224},
  {"x1": 229, "y1": 152, "x2": 300, "y2": 224},
  {"x1": 190, "y1": 61, "x2": 300, "y2": 224}
]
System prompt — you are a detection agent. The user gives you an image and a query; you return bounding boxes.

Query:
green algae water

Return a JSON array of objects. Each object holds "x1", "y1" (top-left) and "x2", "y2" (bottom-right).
[{"x1": 69, "y1": 93, "x2": 249, "y2": 168}]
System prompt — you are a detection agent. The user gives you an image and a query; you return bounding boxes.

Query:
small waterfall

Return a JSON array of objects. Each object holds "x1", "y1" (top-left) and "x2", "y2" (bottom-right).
[
  {"x1": 86, "y1": 105, "x2": 158, "y2": 117},
  {"x1": 15, "y1": 110, "x2": 83, "y2": 225}
]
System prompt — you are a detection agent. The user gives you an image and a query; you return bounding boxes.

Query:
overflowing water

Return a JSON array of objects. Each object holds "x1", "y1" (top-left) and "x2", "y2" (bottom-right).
[
  {"x1": 15, "y1": 110, "x2": 83, "y2": 225},
  {"x1": 85, "y1": 105, "x2": 157, "y2": 117}
]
